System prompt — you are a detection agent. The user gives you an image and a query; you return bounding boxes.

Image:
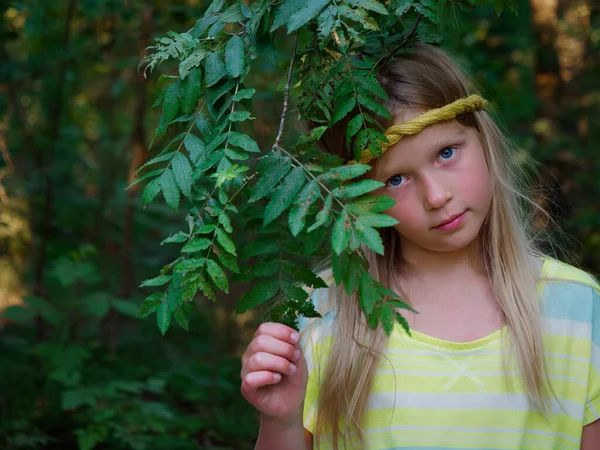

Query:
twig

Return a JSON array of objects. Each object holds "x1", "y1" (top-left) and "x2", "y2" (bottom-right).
[
  {"x1": 273, "y1": 31, "x2": 300, "y2": 149},
  {"x1": 398, "y1": 13, "x2": 422, "y2": 48}
]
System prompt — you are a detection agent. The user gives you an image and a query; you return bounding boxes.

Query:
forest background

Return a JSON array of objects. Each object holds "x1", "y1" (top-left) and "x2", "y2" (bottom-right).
[{"x1": 1, "y1": 0, "x2": 599, "y2": 449}]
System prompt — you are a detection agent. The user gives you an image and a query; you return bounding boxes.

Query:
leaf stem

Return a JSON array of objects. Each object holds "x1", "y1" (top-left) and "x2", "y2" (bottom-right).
[{"x1": 273, "y1": 31, "x2": 299, "y2": 150}]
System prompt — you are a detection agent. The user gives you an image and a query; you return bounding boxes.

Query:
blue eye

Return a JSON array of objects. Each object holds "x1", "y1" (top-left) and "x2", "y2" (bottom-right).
[
  {"x1": 440, "y1": 147, "x2": 456, "y2": 160},
  {"x1": 386, "y1": 174, "x2": 406, "y2": 188}
]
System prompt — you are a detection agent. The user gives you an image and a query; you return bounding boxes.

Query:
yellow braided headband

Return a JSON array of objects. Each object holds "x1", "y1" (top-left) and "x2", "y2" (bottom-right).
[{"x1": 350, "y1": 94, "x2": 488, "y2": 165}]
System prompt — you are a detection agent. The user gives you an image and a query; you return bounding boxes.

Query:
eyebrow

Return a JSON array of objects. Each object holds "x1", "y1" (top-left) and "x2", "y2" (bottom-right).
[{"x1": 376, "y1": 128, "x2": 468, "y2": 180}]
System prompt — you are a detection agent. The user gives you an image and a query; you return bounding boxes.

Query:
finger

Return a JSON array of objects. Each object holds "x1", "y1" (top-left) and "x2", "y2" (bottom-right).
[
  {"x1": 241, "y1": 371, "x2": 281, "y2": 396},
  {"x1": 253, "y1": 322, "x2": 300, "y2": 345},
  {"x1": 246, "y1": 351, "x2": 297, "y2": 376},
  {"x1": 249, "y1": 334, "x2": 299, "y2": 363}
]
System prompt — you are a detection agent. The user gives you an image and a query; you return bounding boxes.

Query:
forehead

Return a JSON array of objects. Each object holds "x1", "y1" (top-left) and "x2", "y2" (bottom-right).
[{"x1": 370, "y1": 117, "x2": 470, "y2": 179}]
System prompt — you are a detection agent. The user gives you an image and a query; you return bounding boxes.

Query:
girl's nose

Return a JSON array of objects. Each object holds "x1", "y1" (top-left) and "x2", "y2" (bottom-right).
[{"x1": 423, "y1": 179, "x2": 452, "y2": 211}]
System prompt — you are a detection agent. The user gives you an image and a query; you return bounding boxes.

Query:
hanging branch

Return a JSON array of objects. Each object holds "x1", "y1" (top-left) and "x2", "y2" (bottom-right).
[{"x1": 273, "y1": 31, "x2": 300, "y2": 150}]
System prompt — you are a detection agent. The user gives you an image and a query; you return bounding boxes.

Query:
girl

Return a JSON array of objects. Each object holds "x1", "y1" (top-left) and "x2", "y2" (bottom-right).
[{"x1": 240, "y1": 43, "x2": 600, "y2": 449}]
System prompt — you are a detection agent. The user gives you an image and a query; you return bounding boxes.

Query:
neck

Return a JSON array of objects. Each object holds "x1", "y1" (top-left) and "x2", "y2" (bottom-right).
[{"x1": 399, "y1": 239, "x2": 486, "y2": 279}]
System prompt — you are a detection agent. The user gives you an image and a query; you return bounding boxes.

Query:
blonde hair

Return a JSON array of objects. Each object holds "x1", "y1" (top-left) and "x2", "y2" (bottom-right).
[{"x1": 310, "y1": 43, "x2": 552, "y2": 449}]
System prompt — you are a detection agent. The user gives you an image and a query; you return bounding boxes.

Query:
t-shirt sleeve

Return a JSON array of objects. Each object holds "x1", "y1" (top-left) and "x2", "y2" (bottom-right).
[
  {"x1": 298, "y1": 287, "x2": 335, "y2": 434},
  {"x1": 584, "y1": 286, "x2": 600, "y2": 426}
]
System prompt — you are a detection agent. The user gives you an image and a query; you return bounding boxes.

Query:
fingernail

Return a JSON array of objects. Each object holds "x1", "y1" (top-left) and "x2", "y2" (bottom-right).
[
  {"x1": 273, "y1": 373, "x2": 281, "y2": 382},
  {"x1": 293, "y1": 350, "x2": 300, "y2": 361},
  {"x1": 290, "y1": 332, "x2": 300, "y2": 343},
  {"x1": 290, "y1": 364, "x2": 297, "y2": 374}
]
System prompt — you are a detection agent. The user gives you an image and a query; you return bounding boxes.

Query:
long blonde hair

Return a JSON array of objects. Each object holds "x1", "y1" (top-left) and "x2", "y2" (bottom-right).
[{"x1": 310, "y1": 43, "x2": 552, "y2": 449}]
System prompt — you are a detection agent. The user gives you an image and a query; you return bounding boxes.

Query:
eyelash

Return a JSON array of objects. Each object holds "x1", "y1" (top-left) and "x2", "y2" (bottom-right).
[{"x1": 385, "y1": 146, "x2": 458, "y2": 189}]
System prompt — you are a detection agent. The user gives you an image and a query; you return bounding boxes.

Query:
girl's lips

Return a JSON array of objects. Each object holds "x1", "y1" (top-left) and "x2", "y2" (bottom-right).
[{"x1": 433, "y1": 211, "x2": 467, "y2": 231}]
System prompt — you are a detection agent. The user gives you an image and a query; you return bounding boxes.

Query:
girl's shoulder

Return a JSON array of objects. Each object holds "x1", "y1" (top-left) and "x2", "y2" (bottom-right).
[{"x1": 540, "y1": 256, "x2": 599, "y2": 291}]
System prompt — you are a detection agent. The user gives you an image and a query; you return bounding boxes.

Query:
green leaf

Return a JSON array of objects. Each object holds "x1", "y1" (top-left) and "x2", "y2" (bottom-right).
[
  {"x1": 357, "y1": 213, "x2": 398, "y2": 228},
  {"x1": 184, "y1": 134, "x2": 205, "y2": 163},
  {"x1": 195, "y1": 224, "x2": 217, "y2": 234},
  {"x1": 228, "y1": 131, "x2": 259, "y2": 153},
  {"x1": 232, "y1": 88, "x2": 256, "y2": 102},
  {"x1": 355, "y1": 221, "x2": 384, "y2": 255},
  {"x1": 380, "y1": 303, "x2": 394, "y2": 334},
  {"x1": 128, "y1": 169, "x2": 162, "y2": 189},
  {"x1": 333, "y1": 179, "x2": 383, "y2": 199},
  {"x1": 288, "y1": 180, "x2": 320, "y2": 236},
  {"x1": 171, "y1": 153, "x2": 193, "y2": 200},
  {"x1": 179, "y1": 49, "x2": 207, "y2": 81},
  {"x1": 359, "y1": 272, "x2": 378, "y2": 315},
  {"x1": 317, "y1": 5, "x2": 336, "y2": 43},
  {"x1": 287, "y1": 0, "x2": 330, "y2": 33},
  {"x1": 215, "y1": 244, "x2": 240, "y2": 273},
  {"x1": 157, "y1": 301, "x2": 172, "y2": 335},
  {"x1": 219, "y1": 2, "x2": 244, "y2": 22},
  {"x1": 225, "y1": 35, "x2": 245, "y2": 78},
  {"x1": 307, "y1": 194, "x2": 332, "y2": 232},
  {"x1": 182, "y1": 238, "x2": 212, "y2": 252},
  {"x1": 331, "y1": 250, "x2": 348, "y2": 285},
  {"x1": 180, "y1": 67, "x2": 202, "y2": 115},
  {"x1": 4, "y1": 305, "x2": 36, "y2": 323},
  {"x1": 357, "y1": 94, "x2": 392, "y2": 119},
  {"x1": 264, "y1": 166, "x2": 306, "y2": 226},
  {"x1": 249, "y1": 259, "x2": 280, "y2": 278},
  {"x1": 395, "y1": 311, "x2": 411, "y2": 335},
  {"x1": 236, "y1": 280, "x2": 279, "y2": 313},
  {"x1": 346, "y1": 195, "x2": 395, "y2": 215},
  {"x1": 137, "y1": 294, "x2": 163, "y2": 318},
  {"x1": 163, "y1": 81, "x2": 181, "y2": 123},
  {"x1": 112, "y1": 300, "x2": 139, "y2": 317},
  {"x1": 332, "y1": 97, "x2": 356, "y2": 125},
  {"x1": 215, "y1": 228, "x2": 236, "y2": 256},
  {"x1": 387, "y1": 298, "x2": 417, "y2": 313},
  {"x1": 218, "y1": 212, "x2": 232, "y2": 232},
  {"x1": 195, "y1": 149, "x2": 223, "y2": 173},
  {"x1": 162, "y1": 231, "x2": 188, "y2": 244},
  {"x1": 332, "y1": 210, "x2": 351, "y2": 254},
  {"x1": 175, "y1": 258, "x2": 206, "y2": 273},
  {"x1": 271, "y1": 0, "x2": 304, "y2": 32},
  {"x1": 358, "y1": 76, "x2": 388, "y2": 101},
  {"x1": 346, "y1": 114, "x2": 364, "y2": 147},
  {"x1": 281, "y1": 283, "x2": 309, "y2": 302},
  {"x1": 281, "y1": 262, "x2": 328, "y2": 289},
  {"x1": 250, "y1": 155, "x2": 291, "y2": 203},
  {"x1": 204, "y1": 51, "x2": 226, "y2": 87},
  {"x1": 143, "y1": 177, "x2": 162, "y2": 205},
  {"x1": 343, "y1": 252, "x2": 364, "y2": 294},
  {"x1": 318, "y1": 164, "x2": 371, "y2": 183},
  {"x1": 160, "y1": 168, "x2": 180, "y2": 209},
  {"x1": 229, "y1": 110, "x2": 252, "y2": 122},
  {"x1": 206, "y1": 259, "x2": 228, "y2": 293},
  {"x1": 140, "y1": 274, "x2": 172, "y2": 287}
]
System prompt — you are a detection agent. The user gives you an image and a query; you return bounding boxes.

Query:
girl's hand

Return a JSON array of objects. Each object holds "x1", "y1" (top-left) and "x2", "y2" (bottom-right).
[{"x1": 241, "y1": 322, "x2": 308, "y2": 426}]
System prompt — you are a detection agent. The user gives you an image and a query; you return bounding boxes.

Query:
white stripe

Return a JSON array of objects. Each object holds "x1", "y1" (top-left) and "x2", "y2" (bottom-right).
[
  {"x1": 368, "y1": 391, "x2": 583, "y2": 419},
  {"x1": 543, "y1": 318, "x2": 592, "y2": 340}
]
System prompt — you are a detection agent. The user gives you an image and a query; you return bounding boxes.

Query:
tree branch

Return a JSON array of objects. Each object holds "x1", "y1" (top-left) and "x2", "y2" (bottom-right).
[
  {"x1": 398, "y1": 13, "x2": 422, "y2": 48},
  {"x1": 273, "y1": 31, "x2": 300, "y2": 149}
]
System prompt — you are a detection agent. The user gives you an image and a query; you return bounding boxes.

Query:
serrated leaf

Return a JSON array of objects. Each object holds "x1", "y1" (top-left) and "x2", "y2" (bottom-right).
[
  {"x1": 347, "y1": 0, "x2": 388, "y2": 14},
  {"x1": 163, "y1": 81, "x2": 181, "y2": 123},
  {"x1": 137, "y1": 294, "x2": 163, "y2": 318},
  {"x1": 332, "y1": 210, "x2": 351, "y2": 254},
  {"x1": 359, "y1": 272, "x2": 378, "y2": 315},
  {"x1": 195, "y1": 224, "x2": 217, "y2": 234},
  {"x1": 271, "y1": 0, "x2": 304, "y2": 32},
  {"x1": 357, "y1": 94, "x2": 392, "y2": 119},
  {"x1": 357, "y1": 213, "x2": 398, "y2": 228},
  {"x1": 143, "y1": 177, "x2": 162, "y2": 205},
  {"x1": 232, "y1": 88, "x2": 256, "y2": 102},
  {"x1": 346, "y1": 114, "x2": 364, "y2": 147},
  {"x1": 195, "y1": 273, "x2": 216, "y2": 301},
  {"x1": 281, "y1": 283, "x2": 309, "y2": 302},
  {"x1": 236, "y1": 280, "x2": 279, "y2": 313},
  {"x1": 162, "y1": 231, "x2": 188, "y2": 245},
  {"x1": 219, "y1": 2, "x2": 244, "y2": 23},
  {"x1": 174, "y1": 305, "x2": 190, "y2": 330},
  {"x1": 250, "y1": 259, "x2": 280, "y2": 278},
  {"x1": 387, "y1": 298, "x2": 417, "y2": 313},
  {"x1": 157, "y1": 301, "x2": 172, "y2": 335},
  {"x1": 346, "y1": 195, "x2": 395, "y2": 215},
  {"x1": 318, "y1": 164, "x2": 371, "y2": 183},
  {"x1": 250, "y1": 155, "x2": 291, "y2": 203},
  {"x1": 355, "y1": 221, "x2": 384, "y2": 255},
  {"x1": 317, "y1": 5, "x2": 336, "y2": 43},
  {"x1": 206, "y1": 259, "x2": 228, "y2": 293},
  {"x1": 182, "y1": 238, "x2": 212, "y2": 252},
  {"x1": 282, "y1": 262, "x2": 328, "y2": 289},
  {"x1": 215, "y1": 228, "x2": 236, "y2": 256},
  {"x1": 160, "y1": 168, "x2": 180, "y2": 209},
  {"x1": 333, "y1": 179, "x2": 383, "y2": 199},
  {"x1": 218, "y1": 213, "x2": 232, "y2": 233},
  {"x1": 128, "y1": 169, "x2": 162, "y2": 189},
  {"x1": 140, "y1": 274, "x2": 172, "y2": 287},
  {"x1": 288, "y1": 180, "x2": 320, "y2": 236},
  {"x1": 228, "y1": 131, "x2": 259, "y2": 153},
  {"x1": 175, "y1": 258, "x2": 206, "y2": 273},
  {"x1": 287, "y1": 0, "x2": 330, "y2": 33},
  {"x1": 380, "y1": 303, "x2": 394, "y2": 334},
  {"x1": 171, "y1": 153, "x2": 193, "y2": 200},
  {"x1": 264, "y1": 166, "x2": 306, "y2": 226},
  {"x1": 307, "y1": 194, "x2": 332, "y2": 232},
  {"x1": 239, "y1": 240, "x2": 279, "y2": 259},
  {"x1": 180, "y1": 67, "x2": 202, "y2": 114},
  {"x1": 179, "y1": 49, "x2": 207, "y2": 81},
  {"x1": 214, "y1": 244, "x2": 240, "y2": 273},
  {"x1": 331, "y1": 97, "x2": 356, "y2": 125},
  {"x1": 194, "y1": 149, "x2": 223, "y2": 174},
  {"x1": 359, "y1": 75, "x2": 388, "y2": 101},
  {"x1": 204, "y1": 52, "x2": 226, "y2": 87},
  {"x1": 395, "y1": 311, "x2": 411, "y2": 335},
  {"x1": 343, "y1": 252, "x2": 364, "y2": 294},
  {"x1": 225, "y1": 35, "x2": 245, "y2": 78},
  {"x1": 229, "y1": 110, "x2": 252, "y2": 122},
  {"x1": 331, "y1": 250, "x2": 348, "y2": 285},
  {"x1": 184, "y1": 134, "x2": 205, "y2": 164}
]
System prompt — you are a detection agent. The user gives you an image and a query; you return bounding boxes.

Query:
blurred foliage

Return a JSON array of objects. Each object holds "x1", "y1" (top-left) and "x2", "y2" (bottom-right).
[{"x1": 0, "y1": 0, "x2": 599, "y2": 449}]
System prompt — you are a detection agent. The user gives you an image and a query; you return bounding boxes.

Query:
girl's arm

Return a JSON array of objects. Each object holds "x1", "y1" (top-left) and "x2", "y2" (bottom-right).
[
  {"x1": 581, "y1": 419, "x2": 600, "y2": 449},
  {"x1": 254, "y1": 415, "x2": 313, "y2": 450}
]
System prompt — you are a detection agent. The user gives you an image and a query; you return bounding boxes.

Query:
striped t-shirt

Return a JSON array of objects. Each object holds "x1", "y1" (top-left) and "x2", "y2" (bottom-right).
[{"x1": 298, "y1": 258, "x2": 600, "y2": 449}]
